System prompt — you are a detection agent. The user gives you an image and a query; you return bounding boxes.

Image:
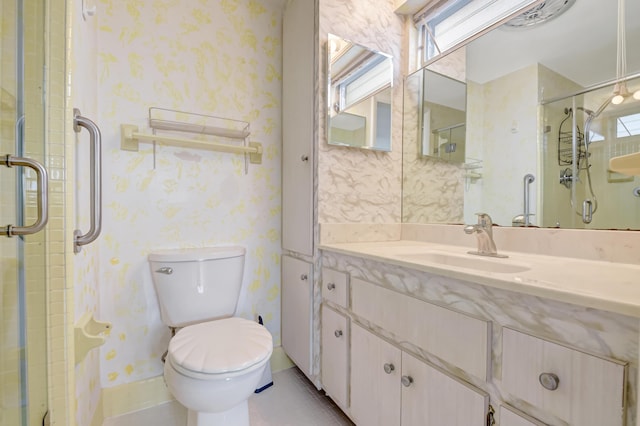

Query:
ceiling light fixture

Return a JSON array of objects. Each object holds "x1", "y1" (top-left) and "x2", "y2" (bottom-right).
[{"x1": 612, "y1": 0, "x2": 630, "y2": 105}]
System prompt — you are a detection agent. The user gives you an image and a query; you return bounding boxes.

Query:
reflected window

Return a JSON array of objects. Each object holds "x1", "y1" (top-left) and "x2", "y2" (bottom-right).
[
  {"x1": 617, "y1": 113, "x2": 640, "y2": 138},
  {"x1": 415, "y1": 0, "x2": 539, "y2": 63}
]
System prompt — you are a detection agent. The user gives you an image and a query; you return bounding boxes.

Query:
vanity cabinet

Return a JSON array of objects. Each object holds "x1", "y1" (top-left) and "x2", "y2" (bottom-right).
[
  {"x1": 281, "y1": 255, "x2": 314, "y2": 377},
  {"x1": 350, "y1": 323, "x2": 488, "y2": 426},
  {"x1": 321, "y1": 305, "x2": 349, "y2": 409},
  {"x1": 502, "y1": 327, "x2": 627, "y2": 426}
]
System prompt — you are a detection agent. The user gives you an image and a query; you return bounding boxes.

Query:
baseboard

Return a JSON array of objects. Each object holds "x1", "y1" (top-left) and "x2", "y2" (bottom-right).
[
  {"x1": 102, "y1": 376, "x2": 174, "y2": 419},
  {"x1": 90, "y1": 392, "x2": 104, "y2": 426},
  {"x1": 270, "y1": 346, "x2": 295, "y2": 372}
]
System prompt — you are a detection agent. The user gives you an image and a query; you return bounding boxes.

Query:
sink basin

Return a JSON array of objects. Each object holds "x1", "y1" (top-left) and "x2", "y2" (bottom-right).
[{"x1": 398, "y1": 251, "x2": 531, "y2": 274}]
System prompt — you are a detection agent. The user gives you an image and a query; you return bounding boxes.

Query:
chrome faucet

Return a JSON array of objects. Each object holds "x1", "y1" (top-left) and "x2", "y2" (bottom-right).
[{"x1": 464, "y1": 213, "x2": 507, "y2": 258}]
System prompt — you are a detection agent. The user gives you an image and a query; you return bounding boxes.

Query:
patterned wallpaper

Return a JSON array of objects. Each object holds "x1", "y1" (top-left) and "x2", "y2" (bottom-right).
[
  {"x1": 318, "y1": 0, "x2": 405, "y2": 224},
  {"x1": 70, "y1": 0, "x2": 103, "y2": 422},
  {"x1": 94, "y1": 0, "x2": 284, "y2": 388}
]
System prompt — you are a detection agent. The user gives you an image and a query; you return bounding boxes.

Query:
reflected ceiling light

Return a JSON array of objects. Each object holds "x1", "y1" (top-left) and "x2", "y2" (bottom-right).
[
  {"x1": 612, "y1": 0, "x2": 631, "y2": 105},
  {"x1": 634, "y1": 89, "x2": 640, "y2": 100},
  {"x1": 612, "y1": 82, "x2": 630, "y2": 105}
]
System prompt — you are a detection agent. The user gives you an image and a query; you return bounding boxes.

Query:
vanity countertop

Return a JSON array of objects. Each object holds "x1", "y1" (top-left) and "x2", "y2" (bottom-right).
[{"x1": 319, "y1": 240, "x2": 640, "y2": 318}]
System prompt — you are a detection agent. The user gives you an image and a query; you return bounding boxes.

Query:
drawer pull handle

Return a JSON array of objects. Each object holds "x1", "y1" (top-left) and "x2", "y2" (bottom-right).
[
  {"x1": 383, "y1": 363, "x2": 395, "y2": 374},
  {"x1": 327, "y1": 283, "x2": 336, "y2": 290},
  {"x1": 401, "y1": 375, "x2": 414, "y2": 387},
  {"x1": 539, "y1": 372, "x2": 560, "y2": 391},
  {"x1": 334, "y1": 330, "x2": 343, "y2": 338},
  {"x1": 300, "y1": 274, "x2": 308, "y2": 281}
]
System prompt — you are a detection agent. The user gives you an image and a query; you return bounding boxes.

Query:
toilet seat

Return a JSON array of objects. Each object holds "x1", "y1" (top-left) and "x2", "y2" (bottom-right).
[{"x1": 167, "y1": 317, "x2": 272, "y2": 380}]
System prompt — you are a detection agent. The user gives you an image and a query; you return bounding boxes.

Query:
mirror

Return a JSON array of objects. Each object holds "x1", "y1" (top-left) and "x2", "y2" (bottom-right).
[
  {"x1": 421, "y1": 70, "x2": 466, "y2": 163},
  {"x1": 328, "y1": 33, "x2": 393, "y2": 151},
  {"x1": 403, "y1": 0, "x2": 640, "y2": 230}
]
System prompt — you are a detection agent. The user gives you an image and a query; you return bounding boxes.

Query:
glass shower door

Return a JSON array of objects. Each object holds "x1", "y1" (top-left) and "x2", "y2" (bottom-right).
[{"x1": 1, "y1": 0, "x2": 48, "y2": 424}]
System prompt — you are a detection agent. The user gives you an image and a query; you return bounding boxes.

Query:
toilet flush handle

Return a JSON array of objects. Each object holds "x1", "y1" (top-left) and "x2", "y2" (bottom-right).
[{"x1": 156, "y1": 267, "x2": 173, "y2": 275}]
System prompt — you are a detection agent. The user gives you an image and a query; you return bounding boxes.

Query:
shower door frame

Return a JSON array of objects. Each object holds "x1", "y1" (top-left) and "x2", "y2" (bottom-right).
[{"x1": 1, "y1": 0, "x2": 49, "y2": 424}]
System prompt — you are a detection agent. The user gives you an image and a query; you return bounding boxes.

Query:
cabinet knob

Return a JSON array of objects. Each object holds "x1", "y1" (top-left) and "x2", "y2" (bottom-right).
[
  {"x1": 401, "y1": 375, "x2": 414, "y2": 387},
  {"x1": 301, "y1": 155, "x2": 309, "y2": 162},
  {"x1": 383, "y1": 363, "x2": 395, "y2": 374},
  {"x1": 300, "y1": 274, "x2": 308, "y2": 281},
  {"x1": 334, "y1": 330, "x2": 343, "y2": 338},
  {"x1": 327, "y1": 282, "x2": 336, "y2": 290},
  {"x1": 539, "y1": 372, "x2": 560, "y2": 391}
]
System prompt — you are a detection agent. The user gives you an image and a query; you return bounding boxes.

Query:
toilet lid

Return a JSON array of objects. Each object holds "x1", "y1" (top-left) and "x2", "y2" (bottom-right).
[{"x1": 168, "y1": 317, "x2": 272, "y2": 375}]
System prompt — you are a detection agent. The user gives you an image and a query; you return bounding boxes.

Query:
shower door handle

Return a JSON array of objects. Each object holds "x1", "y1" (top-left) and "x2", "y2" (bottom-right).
[
  {"x1": 73, "y1": 109, "x2": 102, "y2": 253},
  {"x1": 0, "y1": 155, "x2": 49, "y2": 237}
]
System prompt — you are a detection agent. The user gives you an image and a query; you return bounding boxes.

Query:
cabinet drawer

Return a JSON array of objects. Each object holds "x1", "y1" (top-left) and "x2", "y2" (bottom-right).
[
  {"x1": 321, "y1": 267, "x2": 349, "y2": 308},
  {"x1": 321, "y1": 305, "x2": 349, "y2": 409},
  {"x1": 502, "y1": 327, "x2": 626, "y2": 426},
  {"x1": 351, "y1": 278, "x2": 490, "y2": 380},
  {"x1": 499, "y1": 404, "x2": 546, "y2": 426}
]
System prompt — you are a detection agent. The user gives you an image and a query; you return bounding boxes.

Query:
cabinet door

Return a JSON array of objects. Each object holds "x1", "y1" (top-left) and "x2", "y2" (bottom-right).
[
  {"x1": 502, "y1": 327, "x2": 626, "y2": 426},
  {"x1": 350, "y1": 323, "x2": 401, "y2": 426},
  {"x1": 282, "y1": 0, "x2": 314, "y2": 256},
  {"x1": 500, "y1": 405, "x2": 546, "y2": 426},
  {"x1": 281, "y1": 255, "x2": 313, "y2": 377},
  {"x1": 321, "y1": 305, "x2": 349, "y2": 408},
  {"x1": 401, "y1": 352, "x2": 488, "y2": 426}
]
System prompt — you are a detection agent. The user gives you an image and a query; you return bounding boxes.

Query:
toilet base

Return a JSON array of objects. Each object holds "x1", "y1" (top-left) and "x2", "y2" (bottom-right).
[{"x1": 187, "y1": 400, "x2": 249, "y2": 426}]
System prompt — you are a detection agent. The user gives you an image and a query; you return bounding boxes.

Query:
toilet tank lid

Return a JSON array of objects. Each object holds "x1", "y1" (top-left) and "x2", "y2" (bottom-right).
[{"x1": 148, "y1": 246, "x2": 245, "y2": 262}]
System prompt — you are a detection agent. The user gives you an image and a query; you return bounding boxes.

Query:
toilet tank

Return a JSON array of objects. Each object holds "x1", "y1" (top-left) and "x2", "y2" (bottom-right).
[{"x1": 148, "y1": 246, "x2": 245, "y2": 327}]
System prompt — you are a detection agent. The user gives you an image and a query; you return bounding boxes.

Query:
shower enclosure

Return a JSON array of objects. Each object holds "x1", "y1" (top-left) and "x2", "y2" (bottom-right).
[
  {"x1": 1, "y1": 0, "x2": 49, "y2": 424},
  {"x1": 541, "y1": 75, "x2": 640, "y2": 229}
]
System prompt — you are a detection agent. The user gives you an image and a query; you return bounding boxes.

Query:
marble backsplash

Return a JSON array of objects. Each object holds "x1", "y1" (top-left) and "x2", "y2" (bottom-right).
[{"x1": 319, "y1": 222, "x2": 640, "y2": 265}]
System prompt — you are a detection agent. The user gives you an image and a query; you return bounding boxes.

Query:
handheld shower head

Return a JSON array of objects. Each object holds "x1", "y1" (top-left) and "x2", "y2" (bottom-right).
[{"x1": 576, "y1": 106, "x2": 595, "y2": 117}]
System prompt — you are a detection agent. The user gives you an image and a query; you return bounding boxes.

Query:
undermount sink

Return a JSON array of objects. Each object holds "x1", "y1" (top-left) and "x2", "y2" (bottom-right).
[{"x1": 398, "y1": 251, "x2": 531, "y2": 274}]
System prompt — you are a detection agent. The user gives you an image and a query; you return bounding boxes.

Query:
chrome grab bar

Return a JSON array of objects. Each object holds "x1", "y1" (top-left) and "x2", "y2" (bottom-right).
[
  {"x1": 0, "y1": 155, "x2": 49, "y2": 237},
  {"x1": 523, "y1": 174, "x2": 535, "y2": 226},
  {"x1": 582, "y1": 200, "x2": 593, "y2": 224},
  {"x1": 73, "y1": 109, "x2": 102, "y2": 253}
]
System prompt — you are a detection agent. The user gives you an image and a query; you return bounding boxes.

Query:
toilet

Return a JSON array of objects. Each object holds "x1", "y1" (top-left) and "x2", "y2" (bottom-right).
[{"x1": 148, "y1": 246, "x2": 273, "y2": 426}]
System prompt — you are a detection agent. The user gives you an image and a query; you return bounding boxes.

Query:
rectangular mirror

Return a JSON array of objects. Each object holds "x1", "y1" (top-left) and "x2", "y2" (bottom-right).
[
  {"x1": 402, "y1": 0, "x2": 640, "y2": 230},
  {"x1": 328, "y1": 33, "x2": 393, "y2": 151},
  {"x1": 421, "y1": 70, "x2": 466, "y2": 163}
]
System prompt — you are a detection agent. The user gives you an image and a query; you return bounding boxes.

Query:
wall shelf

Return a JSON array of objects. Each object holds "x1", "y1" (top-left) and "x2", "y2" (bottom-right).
[
  {"x1": 609, "y1": 152, "x2": 640, "y2": 177},
  {"x1": 120, "y1": 108, "x2": 263, "y2": 172}
]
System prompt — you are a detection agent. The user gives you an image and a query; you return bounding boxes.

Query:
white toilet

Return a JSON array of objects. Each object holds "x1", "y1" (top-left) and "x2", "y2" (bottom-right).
[{"x1": 148, "y1": 246, "x2": 273, "y2": 426}]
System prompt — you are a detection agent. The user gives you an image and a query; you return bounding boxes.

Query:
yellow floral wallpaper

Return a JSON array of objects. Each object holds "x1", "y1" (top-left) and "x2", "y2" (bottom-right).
[{"x1": 94, "y1": 0, "x2": 284, "y2": 389}]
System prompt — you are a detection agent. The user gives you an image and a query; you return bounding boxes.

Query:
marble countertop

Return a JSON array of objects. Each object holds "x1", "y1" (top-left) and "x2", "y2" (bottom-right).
[{"x1": 319, "y1": 240, "x2": 640, "y2": 318}]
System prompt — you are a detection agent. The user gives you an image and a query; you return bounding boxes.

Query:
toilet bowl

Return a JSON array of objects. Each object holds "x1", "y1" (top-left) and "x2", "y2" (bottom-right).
[
  {"x1": 164, "y1": 317, "x2": 273, "y2": 426},
  {"x1": 148, "y1": 247, "x2": 274, "y2": 426}
]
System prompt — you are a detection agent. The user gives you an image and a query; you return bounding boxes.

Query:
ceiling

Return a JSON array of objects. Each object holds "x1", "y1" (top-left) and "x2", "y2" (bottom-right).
[{"x1": 467, "y1": 0, "x2": 640, "y2": 86}]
